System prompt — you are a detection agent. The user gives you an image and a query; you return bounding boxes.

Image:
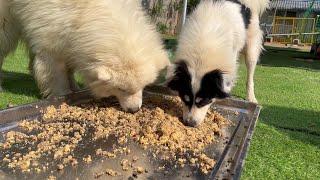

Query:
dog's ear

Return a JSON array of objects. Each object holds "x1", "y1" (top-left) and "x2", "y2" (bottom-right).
[
  {"x1": 165, "y1": 61, "x2": 191, "y2": 92},
  {"x1": 92, "y1": 66, "x2": 111, "y2": 82},
  {"x1": 200, "y1": 69, "x2": 230, "y2": 99},
  {"x1": 216, "y1": 90, "x2": 230, "y2": 99}
]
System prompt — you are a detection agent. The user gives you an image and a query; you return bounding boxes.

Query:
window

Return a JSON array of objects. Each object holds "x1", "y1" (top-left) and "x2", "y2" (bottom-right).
[{"x1": 286, "y1": 11, "x2": 297, "y2": 17}]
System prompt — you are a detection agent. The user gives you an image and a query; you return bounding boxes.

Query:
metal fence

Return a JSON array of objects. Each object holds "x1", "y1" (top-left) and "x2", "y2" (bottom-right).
[{"x1": 269, "y1": 16, "x2": 318, "y2": 45}]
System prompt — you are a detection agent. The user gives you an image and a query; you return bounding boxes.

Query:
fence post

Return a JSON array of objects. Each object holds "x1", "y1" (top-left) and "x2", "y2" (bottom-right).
[
  {"x1": 182, "y1": 0, "x2": 188, "y2": 25},
  {"x1": 177, "y1": 0, "x2": 188, "y2": 34},
  {"x1": 272, "y1": 17, "x2": 277, "y2": 43},
  {"x1": 312, "y1": 18, "x2": 316, "y2": 44},
  {"x1": 291, "y1": 18, "x2": 295, "y2": 44}
]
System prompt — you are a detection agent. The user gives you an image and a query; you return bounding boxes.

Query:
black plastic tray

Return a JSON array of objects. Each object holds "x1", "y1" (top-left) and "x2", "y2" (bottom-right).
[{"x1": 0, "y1": 87, "x2": 261, "y2": 180}]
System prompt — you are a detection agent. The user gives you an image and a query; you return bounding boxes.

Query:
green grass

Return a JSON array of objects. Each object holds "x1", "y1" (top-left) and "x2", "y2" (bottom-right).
[
  {"x1": 236, "y1": 48, "x2": 320, "y2": 179},
  {"x1": 0, "y1": 44, "x2": 40, "y2": 108},
  {"x1": 0, "y1": 45, "x2": 319, "y2": 179}
]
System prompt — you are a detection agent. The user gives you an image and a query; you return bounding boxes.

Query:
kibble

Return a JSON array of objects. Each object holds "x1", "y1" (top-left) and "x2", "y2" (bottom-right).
[{"x1": 0, "y1": 95, "x2": 229, "y2": 175}]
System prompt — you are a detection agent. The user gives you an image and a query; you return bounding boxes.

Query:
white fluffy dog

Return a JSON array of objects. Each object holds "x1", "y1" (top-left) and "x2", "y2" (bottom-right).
[
  {"x1": 166, "y1": 0, "x2": 269, "y2": 126},
  {"x1": 1, "y1": 0, "x2": 169, "y2": 112},
  {"x1": 0, "y1": 0, "x2": 77, "y2": 93}
]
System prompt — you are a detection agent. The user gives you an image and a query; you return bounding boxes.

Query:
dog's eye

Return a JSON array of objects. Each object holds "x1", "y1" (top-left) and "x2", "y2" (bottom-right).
[
  {"x1": 117, "y1": 88, "x2": 126, "y2": 93},
  {"x1": 184, "y1": 95, "x2": 190, "y2": 102},
  {"x1": 195, "y1": 97, "x2": 212, "y2": 107},
  {"x1": 195, "y1": 97, "x2": 202, "y2": 103}
]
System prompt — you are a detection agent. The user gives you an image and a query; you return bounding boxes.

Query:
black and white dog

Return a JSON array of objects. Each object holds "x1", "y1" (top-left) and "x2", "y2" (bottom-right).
[{"x1": 166, "y1": 0, "x2": 269, "y2": 127}]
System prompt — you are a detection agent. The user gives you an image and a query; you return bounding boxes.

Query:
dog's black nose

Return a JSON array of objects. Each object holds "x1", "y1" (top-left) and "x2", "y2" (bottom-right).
[
  {"x1": 186, "y1": 120, "x2": 199, "y2": 127},
  {"x1": 183, "y1": 119, "x2": 200, "y2": 128},
  {"x1": 127, "y1": 107, "x2": 140, "y2": 113}
]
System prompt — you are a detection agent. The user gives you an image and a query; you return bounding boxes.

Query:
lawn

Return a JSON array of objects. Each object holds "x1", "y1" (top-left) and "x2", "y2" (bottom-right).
[
  {"x1": 0, "y1": 44, "x2": 40, "y2": 108},
  {"x1": 0, "y1": 45, "x2": 320, "y2": 179}
]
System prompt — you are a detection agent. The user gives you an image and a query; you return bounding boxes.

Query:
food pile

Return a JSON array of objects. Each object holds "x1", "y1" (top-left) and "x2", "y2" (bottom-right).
[{"x1": 0, "y1": 95, "x2": 229, "y2": 178}]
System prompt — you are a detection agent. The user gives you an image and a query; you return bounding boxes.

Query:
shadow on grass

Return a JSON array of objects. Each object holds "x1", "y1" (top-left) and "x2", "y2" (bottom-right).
[
  {"x1": 259, "y1": 105, "x2": 320, "y2": 148},
  {"x1": 260, "y1": 47, "x2": 320, "y2": 71},
  {"x1": 1, "y1": 70, "x2": 41, "y2": 98}
]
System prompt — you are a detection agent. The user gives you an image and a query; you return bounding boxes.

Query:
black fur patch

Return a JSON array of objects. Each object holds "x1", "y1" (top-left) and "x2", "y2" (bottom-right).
[
  {"x1": 167, "y1": 61, "x2": 194, "y2": 109},
  {"x1": 226, "y1": 0, "x2": 252, "y2": 29},
  {"x1": 195, "y1": 70, "x2": 229, "y2": 108}
]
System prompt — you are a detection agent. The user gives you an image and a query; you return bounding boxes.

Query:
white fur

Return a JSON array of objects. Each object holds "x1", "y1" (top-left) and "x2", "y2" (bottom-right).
[
  {"x1": 182, "y1": 103, "x2": 211, "y2": 127},
  {"x1": 169, "y1": 0, "x2": 268, "y2": 126},
  {"x1": 0, "y1": 0, "x2": 76, "y2": 93},
  {"x1": 239, "y1": 0, "x2": 269, "y2": 15},
  {"x1": 6, "y1": 0, "x2": 169, "y2": 111},
  {"x1": 0, "y1": 0, "x2": 20, "y2": 91},
  {"x1": 175, "y1": 1, "x2": 246, "y2": 94}
]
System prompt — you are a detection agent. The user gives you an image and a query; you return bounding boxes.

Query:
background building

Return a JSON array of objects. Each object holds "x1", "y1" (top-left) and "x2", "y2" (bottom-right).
[{"x1": 261, "y1": 0, "x2": 320, "y2": 45}]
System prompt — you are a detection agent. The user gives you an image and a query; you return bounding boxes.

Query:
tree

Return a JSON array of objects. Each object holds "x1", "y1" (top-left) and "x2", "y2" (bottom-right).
[
  {"x1": 141, "y1": 0, "x2": 201, "y2": 35},
  {"x1": 142, "y1": 0, "x2": 183, "y2": 35}
]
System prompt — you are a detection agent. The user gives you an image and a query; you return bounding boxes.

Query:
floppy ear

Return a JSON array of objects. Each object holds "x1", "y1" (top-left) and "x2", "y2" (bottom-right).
[
  {"x1": 216, "y1": 90, "x2": 230, "y2": 99},
  {"x1": 165, "y1": 61, "x2": 192, "y2": 93},
  {"x1": 93, "y1": 66, "x2": 111, "y2": 82},
  {"x1": 213, "y1": 71, "x2": 230, "y2": 99},
  {"x1": 200, "y1": 69, "x2": 230, "y2": 99}
]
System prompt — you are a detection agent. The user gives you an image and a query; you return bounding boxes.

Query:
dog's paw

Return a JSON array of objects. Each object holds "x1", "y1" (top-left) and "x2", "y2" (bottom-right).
[
  {"x1": 246, "y1": 90, "x2": 258, "y2": 103},
  {"x1": 247, "y1": 96, "x2": 258, "y2": 104}
]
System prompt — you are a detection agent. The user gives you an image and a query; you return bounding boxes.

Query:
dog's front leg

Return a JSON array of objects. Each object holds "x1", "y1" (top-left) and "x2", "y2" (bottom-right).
[{"x1": 33, "y1": 54, "x2": 72, "y2": 97}]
